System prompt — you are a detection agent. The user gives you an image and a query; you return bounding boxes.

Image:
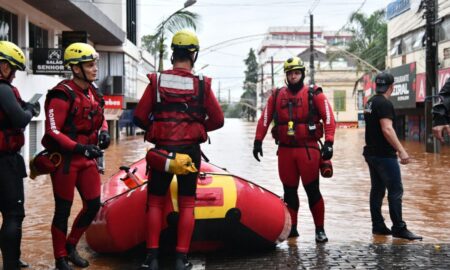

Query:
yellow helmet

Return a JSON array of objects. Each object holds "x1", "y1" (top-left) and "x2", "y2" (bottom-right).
[
  {"x1": 284, "y1": 57, "x2": 305, "y2": 73},
  {"x1": 64, "y1": 42, "x2": 98, "y2": 67},
  {"x1": 171, "y1": 30, "x2": 199, "y2": 52},
  {"x1": 0, "y1": 41, "x2": 26, "y2": 71}
]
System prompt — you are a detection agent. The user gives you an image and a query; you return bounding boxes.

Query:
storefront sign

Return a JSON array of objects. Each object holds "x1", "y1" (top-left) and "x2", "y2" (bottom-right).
[
  {"x1": 32, "y1": 48, "x2": 71, "y2": 75},
  {"x1": 103, "y1": 95, "x2": 124, "y2": 109},
  {"x1": 390, "y1": 62, "x2": 416, "y2": 109},
  {"x1": 415, "y1": 67, "x2": 450, "y2": 102},
  {"x1": 386, "y1": 0, "x2": 410, "y2": 20}
]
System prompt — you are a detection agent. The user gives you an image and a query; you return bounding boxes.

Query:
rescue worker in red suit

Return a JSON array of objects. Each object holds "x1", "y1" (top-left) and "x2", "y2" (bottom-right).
[
  {"x1": 0, "y1": 41, "x2": 40, "y2": 270},
  {"x1": 41, "y1": 43, "x2": 110, "y2": 270},
  {"x1": 133, "y1": 30, "x2": 224, "y2": 270},
  {"x1": 253, "y1": 57, "x2": 336, "y2": 242}
]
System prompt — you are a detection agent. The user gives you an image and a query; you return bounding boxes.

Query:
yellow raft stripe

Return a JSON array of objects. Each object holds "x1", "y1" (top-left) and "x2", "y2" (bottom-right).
[{"x1": 170, "y1": 174, "x2": 237, "y2": 219}]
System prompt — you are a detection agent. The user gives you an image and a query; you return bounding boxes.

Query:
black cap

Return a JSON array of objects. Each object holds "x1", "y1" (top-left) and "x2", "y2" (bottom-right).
[{"x1": 375, "y1": 72, "x2": 394, "y2": 93}]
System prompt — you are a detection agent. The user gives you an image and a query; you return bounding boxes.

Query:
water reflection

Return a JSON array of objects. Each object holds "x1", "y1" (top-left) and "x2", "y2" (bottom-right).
[{"x1": 10, "y1": 119, "x2": 450, "y2": 269}]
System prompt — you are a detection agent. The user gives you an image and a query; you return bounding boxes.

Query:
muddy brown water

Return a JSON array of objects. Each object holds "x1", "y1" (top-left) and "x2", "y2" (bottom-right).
[{"x1": 3, "y1": 118, "x2": 450, "y2": 269}]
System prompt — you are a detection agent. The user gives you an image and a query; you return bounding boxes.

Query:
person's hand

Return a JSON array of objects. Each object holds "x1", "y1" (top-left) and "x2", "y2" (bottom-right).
[
  {"x1": 253, "y1": 140, "x2": 263, "y2": 162},
  {"x1": 398, "y1": 149, "x2": 410, "y2": 165},
  {"x1": 74, "y1": 144, "x2": 103, "y2": 159},
  {"x1": 321, "y1": 141, "x2": 333, "y2": 160},
  {"x1": 432, "y1": 124, "x2": 450, "y2": 143},
  {"x1": 24, "y1": 101, "x2": 41, "y2": 117},
  {"x1": 98, "y1": 130, "x2": 111, "y2": 149}
]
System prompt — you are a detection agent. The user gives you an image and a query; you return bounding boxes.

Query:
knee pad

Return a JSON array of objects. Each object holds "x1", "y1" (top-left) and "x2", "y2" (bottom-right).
[
  {"x1": 77, "y1": 197, "x2": 101, "y2": 228},
  {"x1": 304, "y1": 179, "x2": 322, "y2": 207},
  {"x1": 53, "y1": 196, "x2": 73, "y2": 232},
  {"x1": 283, "y1": 185, "x2": 299, "y2": 210}
]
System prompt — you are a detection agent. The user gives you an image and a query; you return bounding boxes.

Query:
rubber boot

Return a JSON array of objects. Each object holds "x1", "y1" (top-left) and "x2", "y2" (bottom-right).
[
  {"x1": 315, "y1": 228, "x2": 328, "y2": 243},
  {"x1": 174, "y1": 252, "x2": 193, "y2": 270},
  {"x1": 66, "y1": 244, "x2": 89, "y2": 268},
  {"x1": 288, "y1": 225, "x2": 299, "y2": 238},
  {"x1": 18, "y1": 259, "x2": 29, "y2": 268},
  {"x1": 55, "y1": 257, "x2": 73, "y2": 270},
  {"x1": 138, "y1": 249, "x2": 159, "y2": 270}
]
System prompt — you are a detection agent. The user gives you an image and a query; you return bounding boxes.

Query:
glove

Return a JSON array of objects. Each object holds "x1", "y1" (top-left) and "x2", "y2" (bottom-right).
[
  {"x1": 167, "y1": 153, "x2": 198, "y2": 175},
  {"x1": 321, "y1": 141, "x2": 333, "y2": 160},
  {"x1": 74, "y1": 144, "x2": 103, "y2": 159},
  {"x1": 24, "y1": 101, "x2": 41, "y2": 117},
  {"x1": 253, "y1": 140, "x2": 263, "y2": 162},
  {"x1": 98, "y1": 131, "x2": 111, "y2": 150}
]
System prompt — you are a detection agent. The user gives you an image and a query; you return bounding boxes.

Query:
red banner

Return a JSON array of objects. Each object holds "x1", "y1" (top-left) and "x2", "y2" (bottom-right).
[{"x1": 103, "y1": 95, "x2": 124, "y2": 109}]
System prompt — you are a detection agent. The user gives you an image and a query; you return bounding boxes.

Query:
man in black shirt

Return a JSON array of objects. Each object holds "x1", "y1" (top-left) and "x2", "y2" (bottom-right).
[
  {"x1": 432, "y1": 77, "x2": 450, "y2": 142},
  {"x1": 363, "y1": 72, "x2": 422, "y2": 240}
]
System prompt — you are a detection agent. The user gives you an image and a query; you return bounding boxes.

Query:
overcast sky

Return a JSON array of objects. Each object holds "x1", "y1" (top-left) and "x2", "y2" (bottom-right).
[{"x1": 139, "y1": 0, "x2": 392, "y2": 101}]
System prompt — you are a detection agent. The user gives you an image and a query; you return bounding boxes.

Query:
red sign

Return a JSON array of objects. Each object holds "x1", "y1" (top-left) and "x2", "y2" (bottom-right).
[
  {"x1": 415, "y1": 67, "x2": 450, "y2": 103},
  {"x1": 362, "y1": 74, "x2": 374, "y2": 105},
  {"x1": 416, "y1": 73, "x2": 426, "y2": 102},
  {"x1": 103, "y1": 95, "x2": 123, "y2": 109}
]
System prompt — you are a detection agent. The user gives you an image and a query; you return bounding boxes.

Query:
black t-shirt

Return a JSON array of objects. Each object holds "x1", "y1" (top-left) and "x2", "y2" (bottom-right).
[{"x1": 363, "y1": 94, "x2": 397, "y2": 158}]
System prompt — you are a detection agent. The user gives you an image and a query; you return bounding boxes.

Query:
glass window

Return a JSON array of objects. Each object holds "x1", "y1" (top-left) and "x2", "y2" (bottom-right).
[
  {"x1": 29, "y1": 22, "x2": 48, "y2": 49},
  {"x1": 0, "y1": 7, "x2": 18, "y2": 43},
  {"x1": 402, "y1": 34, "x2": 413, "y2": 53},
  {"x1": 390, "y1": 39, "x2": 402, "y2": 56},
  {"x1": 333, "y1": 90, "x2": 346, "y2": 112},
  {"x1": 439, "y1": 17, "x2": 450, "y2": 42},
  {"x1": 412, "y1": 29, "x2": 425, "y2": 49}
]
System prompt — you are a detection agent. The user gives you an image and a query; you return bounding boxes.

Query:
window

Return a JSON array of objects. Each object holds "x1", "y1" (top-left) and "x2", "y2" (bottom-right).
[
  {"x1": 0, "y1": 7, "x2": 18, "y2": 43},
  {"x1": 29, "y1": 22, "x2": 48, "y2": 48},
  {"x1": 412, "y1": 29, "x2": 425, "y2": 50},
  {"x1": 126, "y1": 0, "x2": 137, "y2": 45},
  {"x1": 439, "y1": 17, "x2": 450, "y2": 42},
  {"x1": 390, "y1": 39, "x2": 402, "y2": 56},
  {"x1": 333, "y1": 90, "x2": 346, "y2": 112}
]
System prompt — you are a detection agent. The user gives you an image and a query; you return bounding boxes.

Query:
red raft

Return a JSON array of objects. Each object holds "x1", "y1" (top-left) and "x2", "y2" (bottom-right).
[{"x1": 85, "y1": 158, "x2": 291, "y2": 253}]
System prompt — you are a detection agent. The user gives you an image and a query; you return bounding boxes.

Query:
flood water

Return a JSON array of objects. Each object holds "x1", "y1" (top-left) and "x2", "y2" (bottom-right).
[{"x1": 5, "y1": 118, "x2": 450, "y2": 269}]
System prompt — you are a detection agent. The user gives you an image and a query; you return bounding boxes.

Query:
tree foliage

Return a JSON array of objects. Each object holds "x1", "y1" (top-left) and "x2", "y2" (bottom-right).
[
  {"x1": 346, "y1": 9, "x2": 387, "y2": 71},
  {"x1": 240, "y1": 48, "x2": 258, "y2": 121},
  {"x1": 140, "y1": 10, "x2": 199, "y2": 71}
]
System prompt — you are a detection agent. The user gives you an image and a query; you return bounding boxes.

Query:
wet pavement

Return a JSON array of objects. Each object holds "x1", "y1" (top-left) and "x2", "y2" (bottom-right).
[{"x1": 2, "y1": 118, "x2": 450, "y2": 269}]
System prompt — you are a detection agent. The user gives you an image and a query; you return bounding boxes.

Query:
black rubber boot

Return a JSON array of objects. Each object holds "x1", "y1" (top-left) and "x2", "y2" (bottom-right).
[
  {"x1": 315, "y1": 228, "x2": 328, "y2": 243},
  {"x1": 66, "y1": 244, "x2": 89, "y2": 268},
  {"x1": 138, "y1": 249, "x2": 159, "y2": 270},
  {"x1": 288, "y1": 225, "x2": 299, "y2": 238},
  {"x1": 55, "y1": 257, "x2": 73, "y2": 270},
  {"x1": 174, "y1": 252, "x2": 193, "y2": 270},
  {"x1": 18, "y1": 259, "x2": 29, "y2": 268}
]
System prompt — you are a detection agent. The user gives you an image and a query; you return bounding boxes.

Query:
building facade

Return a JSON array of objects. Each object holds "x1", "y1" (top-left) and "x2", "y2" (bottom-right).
[
  {"x1": 375, "y1": 0, "x2": 450, "y2": 141},
  {"x1": 0, "y1": 0, "x2": 154, "y2": 162},
  {"x1": 257, "y1": 26, "x2": 361, "y2": 127}
]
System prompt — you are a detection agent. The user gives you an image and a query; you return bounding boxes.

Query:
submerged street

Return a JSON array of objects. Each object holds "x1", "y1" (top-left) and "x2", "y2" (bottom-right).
[{"x1": 17, "y1": 119, "x2": 450, "y2": 269}]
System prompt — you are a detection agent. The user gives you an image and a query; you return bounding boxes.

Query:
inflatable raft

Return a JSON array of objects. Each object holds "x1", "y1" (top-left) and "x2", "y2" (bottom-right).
[{"x1": 85, "y1": 158, "x2": 290, "y2": 253}]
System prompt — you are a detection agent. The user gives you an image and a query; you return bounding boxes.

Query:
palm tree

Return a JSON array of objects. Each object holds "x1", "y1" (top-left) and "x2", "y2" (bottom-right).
[
  {"x1": 346, "y1": 10, "x2": 387, "y2": 71},
  {"x1": 141, "y1": 10, "x2": 199, "y2": 71}
]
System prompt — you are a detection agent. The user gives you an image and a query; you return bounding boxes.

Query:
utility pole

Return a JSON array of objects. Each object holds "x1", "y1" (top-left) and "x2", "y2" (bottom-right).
[
  {"x1": 228, "y1": 89, "x2": 230, "y2": 104},
  {"x1": 271, "y1": 56, "x2": 274, "y2": 88},
  {"x1": 424, "y1": 0, "x2": 439, "y2": 153},
  {"x1": 309, "y1": 13, "x2": 315, "y2": 85}
]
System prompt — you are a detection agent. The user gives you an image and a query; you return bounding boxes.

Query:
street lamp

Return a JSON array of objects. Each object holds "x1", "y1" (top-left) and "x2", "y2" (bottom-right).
[{"x1": 158, "y1": 0, "x2": 197, "y2": 71}]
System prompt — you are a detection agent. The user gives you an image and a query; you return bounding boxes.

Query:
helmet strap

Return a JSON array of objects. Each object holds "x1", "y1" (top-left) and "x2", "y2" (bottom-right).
[{"x1": 72, "y1": 64, "x2": 93, "y2": 83}]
